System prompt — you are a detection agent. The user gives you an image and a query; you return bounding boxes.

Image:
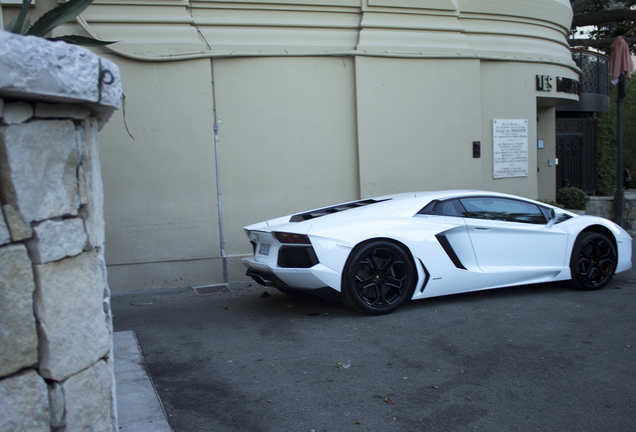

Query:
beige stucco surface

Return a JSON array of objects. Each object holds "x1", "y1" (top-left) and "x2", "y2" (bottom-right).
[
  {"x1": 537, "y1": 106, "x2": 558, "y2": 200},
  {"x1": 356, "y1": 57, "x2": 482, "y2": 197},
  {"x1": 97, "y1": 58, "x2": 223, "y2": 287},
  {"x1": 213, "y1": 56, "x2": 360, "y2": 255}
]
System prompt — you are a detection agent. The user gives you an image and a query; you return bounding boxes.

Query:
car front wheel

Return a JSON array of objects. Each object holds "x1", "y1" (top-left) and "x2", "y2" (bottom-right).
[
  {"x1": 341, "y1": 241, "x2": 416, "y2": 315},
  {"x1": 569, "y1": 232, "x2": 617, "y2": 290}
]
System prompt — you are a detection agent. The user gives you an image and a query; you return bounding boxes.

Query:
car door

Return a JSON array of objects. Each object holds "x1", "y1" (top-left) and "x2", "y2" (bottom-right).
[
  {"x1": 414, "y1": 198, "x2": 479, "y2": 271},
  {"x1": 459, "y1": 196, "x2": 569, "y2": 275}
]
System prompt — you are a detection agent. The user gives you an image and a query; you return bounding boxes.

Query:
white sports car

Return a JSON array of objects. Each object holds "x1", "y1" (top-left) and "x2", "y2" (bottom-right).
[{"x1": 242, "y1": 190, "x2": 632, "y2": 315}]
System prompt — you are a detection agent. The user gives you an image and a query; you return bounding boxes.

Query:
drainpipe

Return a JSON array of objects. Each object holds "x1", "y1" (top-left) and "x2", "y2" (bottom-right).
[{"x1": 211, "y1": 59, "x2": 228, "y2": 283}]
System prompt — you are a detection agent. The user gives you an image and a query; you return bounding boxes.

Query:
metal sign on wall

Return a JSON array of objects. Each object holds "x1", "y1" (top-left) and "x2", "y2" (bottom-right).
[{"x1": 493, "y1": 119, "x2": 528, "y2": 179}]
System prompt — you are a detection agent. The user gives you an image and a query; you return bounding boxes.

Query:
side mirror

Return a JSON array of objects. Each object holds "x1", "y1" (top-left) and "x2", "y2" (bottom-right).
[{"x1": 546, "y1": 208, "x2": 559, "y2": 228}]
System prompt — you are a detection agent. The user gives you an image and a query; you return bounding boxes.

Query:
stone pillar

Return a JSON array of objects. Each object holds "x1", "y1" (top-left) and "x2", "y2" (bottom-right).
[{"x1": 0, "y1": 30, "x2": 121, "y2": 432}]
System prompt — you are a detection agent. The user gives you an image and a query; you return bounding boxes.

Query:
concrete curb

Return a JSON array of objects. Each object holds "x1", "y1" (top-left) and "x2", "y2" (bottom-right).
[{"x1": 114, "y1": 331, "x2": 172, "y2": 432}]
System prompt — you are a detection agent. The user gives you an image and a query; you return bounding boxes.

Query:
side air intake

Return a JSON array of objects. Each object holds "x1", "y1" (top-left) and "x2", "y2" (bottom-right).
[{"x1": 435, "y1": 233, "x2": 467, "y2": 270}]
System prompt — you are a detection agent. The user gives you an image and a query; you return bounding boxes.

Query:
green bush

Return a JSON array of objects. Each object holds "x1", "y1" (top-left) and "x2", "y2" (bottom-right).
[
  {"x1": 595, "y1": 109, "x2": 617, "y2": 196},
  {"x1": 556, "y1": 187, "x2": 590, "y2": 210}
]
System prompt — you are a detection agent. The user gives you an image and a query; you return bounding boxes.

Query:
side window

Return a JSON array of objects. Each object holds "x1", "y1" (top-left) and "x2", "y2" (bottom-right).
[
  {"x1": 432, "y1": 199, "x2": 465, "y2": 217},
  {"x1": 416, "y1": 199, "x2": 465, "y2": 217},
  {"x1": 458, "y1": 197, "x2": 547, "y2": 224}
]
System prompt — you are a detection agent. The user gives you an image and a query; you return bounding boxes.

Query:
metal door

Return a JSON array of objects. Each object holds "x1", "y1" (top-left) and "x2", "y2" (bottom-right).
[{"x1": 556, "y1": 118, "x2": 597, "y2": 194}]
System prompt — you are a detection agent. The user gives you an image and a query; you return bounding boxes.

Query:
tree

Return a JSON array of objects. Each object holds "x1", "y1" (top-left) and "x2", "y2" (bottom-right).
[
  {"x1": 594, "y1": 74, "x2": 636, "y2": 193},
  {"x1": 4, "y1": 0, "x2": 113, "y2": 46},
  {"x1": 569, "y1": 0, "x2": 636, "y2": 53}
]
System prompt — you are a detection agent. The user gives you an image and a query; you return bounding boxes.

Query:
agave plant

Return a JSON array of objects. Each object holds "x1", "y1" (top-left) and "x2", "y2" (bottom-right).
[{"x1": 4, "y1": 0, "x2": 114, "y2": 46}]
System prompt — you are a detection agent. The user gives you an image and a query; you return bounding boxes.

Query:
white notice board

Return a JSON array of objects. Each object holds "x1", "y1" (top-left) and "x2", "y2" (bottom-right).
[{"x1": 493, "y1": 119, "x2": 528, "y2": 179}]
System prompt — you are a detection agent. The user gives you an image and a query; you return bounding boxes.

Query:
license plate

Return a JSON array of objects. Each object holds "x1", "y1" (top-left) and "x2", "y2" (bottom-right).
[{"x1": 258, "y1": 243, "x2": 271, "y2": 256}]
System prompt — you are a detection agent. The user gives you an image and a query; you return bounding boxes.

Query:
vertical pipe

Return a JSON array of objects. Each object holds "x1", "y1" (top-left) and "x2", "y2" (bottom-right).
[
  {"x1": 615, "y1": 73, "x2": 626, "y2": 228},
  {"x1": 211, "y1": 59, "x2": 228, "y2": 283}
]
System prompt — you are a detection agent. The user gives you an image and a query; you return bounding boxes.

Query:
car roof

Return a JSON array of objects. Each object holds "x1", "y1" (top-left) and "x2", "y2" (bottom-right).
[
  {"x1": 245, "y1": 190, "x2": 563, "y2": 231},
  {"x1": 305, "y1": 190, "x2": 551, "y2": 222}
]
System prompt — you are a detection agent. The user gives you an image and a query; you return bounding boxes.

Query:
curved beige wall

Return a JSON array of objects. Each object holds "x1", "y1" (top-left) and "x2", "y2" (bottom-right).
[
  {"x1": 0, "y1": 0, "x2": 578, "y2": 290},
  {"x1": 48, "y1": 0, "x2": 576, "y2": 70}
]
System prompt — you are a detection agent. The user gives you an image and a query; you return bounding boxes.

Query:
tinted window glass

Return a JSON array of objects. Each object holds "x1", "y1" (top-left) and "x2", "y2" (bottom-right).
[
  {"x1": 458, "y1": 197, "x2": 546, "y2": 224},
  {"x1": 432, "y1": 199, "x2": 465, "y2": 217}
]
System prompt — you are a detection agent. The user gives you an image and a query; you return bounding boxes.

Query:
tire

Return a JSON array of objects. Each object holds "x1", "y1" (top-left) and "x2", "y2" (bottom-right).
[
  {"x1": 569, "y1": 232, "x2": 617, "y2": 290},
  {"x1": 341, "y1": 240, "x2": 416, "y2": 315}
]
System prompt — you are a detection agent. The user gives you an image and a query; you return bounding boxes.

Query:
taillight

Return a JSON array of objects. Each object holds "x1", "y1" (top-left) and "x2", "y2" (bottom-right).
[{"x1": 274, "y1": 232, "x2": 311, "y2": 244}]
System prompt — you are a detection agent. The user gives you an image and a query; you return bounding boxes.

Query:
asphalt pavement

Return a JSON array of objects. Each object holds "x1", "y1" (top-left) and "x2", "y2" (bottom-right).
[{"x1": 112, "y1": 238, "x2": 636, "y2": 432}]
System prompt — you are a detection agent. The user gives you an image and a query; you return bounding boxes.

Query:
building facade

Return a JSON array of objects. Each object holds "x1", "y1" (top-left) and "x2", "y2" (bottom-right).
[{"x1": 2, "y1": 0, "x2": 580, "y2": 291}]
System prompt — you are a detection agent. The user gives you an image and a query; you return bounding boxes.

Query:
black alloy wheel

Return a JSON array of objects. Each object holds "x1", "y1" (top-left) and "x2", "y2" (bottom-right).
[
  {"x1": 342, "y1": 240, "x2": 416, "y2": 315},
  {"x1": 569, "y1": 232, "x2": 617, "y2": 290}
]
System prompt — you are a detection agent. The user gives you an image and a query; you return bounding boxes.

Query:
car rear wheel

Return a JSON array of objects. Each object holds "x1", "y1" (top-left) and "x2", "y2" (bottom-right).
[
  {"x1": 341, "y1": 241, "x2": 416, "y2": 315},
  {"x1": 569, "y1": 232, "x2": 617, "y2": 290}
]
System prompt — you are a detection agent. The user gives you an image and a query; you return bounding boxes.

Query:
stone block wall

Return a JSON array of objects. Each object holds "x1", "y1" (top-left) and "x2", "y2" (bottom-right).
[
  {"x1": 0, "y1": 102, "x2": 115, "y2": 431},
  {"x1": 0, "y1": 31, "x2": 121, "y2": 432},
  {"x1": 586, "y1": 195, "x2": 636, "y2": 230},
  {"x1": 586, "y1": 196, "x2": 614, "y2": 220}
]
